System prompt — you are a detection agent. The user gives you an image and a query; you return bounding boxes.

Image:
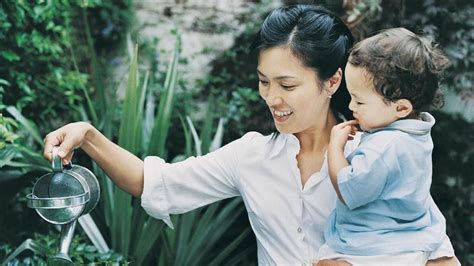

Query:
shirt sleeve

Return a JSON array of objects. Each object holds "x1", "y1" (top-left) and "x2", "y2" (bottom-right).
[
  {"x1": 428, "y1": 234, "x2": 458, "y2": 264},
  {"x1": 141, "y1": 132, "x2": 258, "y2": 229},
  {"x1": 427, "y1": 202, "x2": 457, "y2": 263},
  {"x1": 337, "y1": 147, "x2": 390, "y2": 210}
]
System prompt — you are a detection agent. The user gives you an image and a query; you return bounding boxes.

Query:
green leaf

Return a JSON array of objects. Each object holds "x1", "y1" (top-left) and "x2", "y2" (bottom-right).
[
  {"x1": 118, "y1": 44, "x2": 141, "y2": 154},
  {"x1": 0, "y1": 145, "x2": 17, "y2": 168},
  {"x1": 185, "y1": 116, "x2": 202, "y2": 156},
  {"x1": 0, "y1": 50, "x2": 20, "y2": 62},
  {"x1": 200, "y1": 95, "x2": 215, "y2": 154},
  {"x1": 0, "y1": 79, "x2": 10, "y2": 86},
  {"x1": 1, "y1": 239, "x2": 50, "y2": 265},
  {"x1": 6, "y1": 106, "x2": 43, "y2": 146},
  {"x1": 113, "y1": 44, "x2": 141, "y2": 257},
  {"x1": 148, "y1": 36, "x2": 180, "y2": 157}
]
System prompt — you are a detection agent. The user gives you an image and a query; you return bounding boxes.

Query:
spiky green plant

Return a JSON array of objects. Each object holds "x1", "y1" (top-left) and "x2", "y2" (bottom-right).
[{"x1": 1, "y1": 35, "x2": 253, "y2": 265}]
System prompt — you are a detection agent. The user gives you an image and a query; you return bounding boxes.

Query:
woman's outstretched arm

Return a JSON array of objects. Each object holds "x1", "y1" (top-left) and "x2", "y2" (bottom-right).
[{"x1": 43, "y1": 122, "x2": 144, "y2": 197}]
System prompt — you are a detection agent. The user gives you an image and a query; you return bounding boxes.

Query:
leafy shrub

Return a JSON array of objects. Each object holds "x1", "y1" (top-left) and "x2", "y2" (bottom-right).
[
  {"x1": 0, "y1": 1, "x2": 86, "y2": 132},
  {"x1": 0, "y1": 0, "x2": 133, "y2": 262},
  {"x1": 1, "y1": 232, "x2": 126, "y2": 265},
  {"x1": 350, "y1": 0, "x2": 473, "y2": 98},
  {"x1": 431, "y1": 111, "x2": 474, "y2": 265},
  {"x1": 0, "y1": 0, "x2": 132, "y2": 133},
  {"x1": 197, "y1": 2, "x2": 275, "y2": 143},
  {"x1": 0, "y1": 113, "x2": 19, "y2": 149},
  {"x1": 1, "y1": 37, "x2": 254, "y2": 264}
]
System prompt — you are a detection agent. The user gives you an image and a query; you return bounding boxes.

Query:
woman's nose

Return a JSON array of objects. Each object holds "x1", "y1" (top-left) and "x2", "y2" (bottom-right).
[
  {"x1": 269, "y1": 96, "x2": 283, "y2": 106},
  {"x1": 265, "y1": 86, "x2": 283, "y2": 106}
]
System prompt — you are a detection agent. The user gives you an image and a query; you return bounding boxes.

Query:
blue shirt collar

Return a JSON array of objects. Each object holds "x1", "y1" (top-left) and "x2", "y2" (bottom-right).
[{"x1": 365, "y1": 112, "x2": 435, "y2": 136}]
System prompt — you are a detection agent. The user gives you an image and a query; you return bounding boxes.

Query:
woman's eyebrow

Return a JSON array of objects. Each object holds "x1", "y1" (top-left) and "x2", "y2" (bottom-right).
[{"x1": 257, "y1": 69, "x2": 297, "y2": 80}]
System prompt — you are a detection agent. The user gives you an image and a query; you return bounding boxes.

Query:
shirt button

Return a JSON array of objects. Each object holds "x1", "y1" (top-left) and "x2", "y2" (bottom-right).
[{"x1": 297, "y1": 227, "x2": 302, "y2": 233}]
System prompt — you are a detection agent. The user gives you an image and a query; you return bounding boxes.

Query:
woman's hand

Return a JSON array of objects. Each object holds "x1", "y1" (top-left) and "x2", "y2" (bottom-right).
[
  {"x1": 44, "y1": 121, "x2": 145, "y2": 197},
  {"x1": 313, "y1": 259, "x2": 351, "y2": 266},
  {"x1": 43, "y1": 122, "x2": 93, "y2": 164},
  {"x1": 313, "y1": 256, "x2": 458, "y2": 266},
  {"x1": 426, "y1": 256, "x2": 458, "y2": 266}
]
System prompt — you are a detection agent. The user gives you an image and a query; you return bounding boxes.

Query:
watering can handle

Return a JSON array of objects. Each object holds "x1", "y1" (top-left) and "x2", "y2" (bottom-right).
[
  {"x1": 52, "y1": 146, "x2": 63, "y2": 172},
  {"x1": 26, "y1": 192, "x2": 90, "y2": 209}
]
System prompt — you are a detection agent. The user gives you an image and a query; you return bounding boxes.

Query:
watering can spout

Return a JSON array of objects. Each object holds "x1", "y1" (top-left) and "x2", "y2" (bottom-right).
[{"x1": 47, "y1": 221, "x2": 76, "y2": 265}]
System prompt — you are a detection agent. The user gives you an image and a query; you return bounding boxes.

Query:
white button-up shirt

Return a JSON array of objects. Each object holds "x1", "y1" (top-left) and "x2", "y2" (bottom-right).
[{"x1": 141, "y1": 132, "x2": 455, "y2": 264}]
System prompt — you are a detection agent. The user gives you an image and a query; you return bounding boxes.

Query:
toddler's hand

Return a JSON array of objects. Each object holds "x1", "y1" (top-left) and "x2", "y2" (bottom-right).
[{"x1": 330, "y1": 120, "x2": 358, "y2": 150}]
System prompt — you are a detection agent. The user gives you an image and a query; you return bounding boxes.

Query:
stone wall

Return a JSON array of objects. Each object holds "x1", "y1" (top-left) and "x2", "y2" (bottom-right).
[{"x1": 134, "y1": 0, "x2": 274, "y2": 86}]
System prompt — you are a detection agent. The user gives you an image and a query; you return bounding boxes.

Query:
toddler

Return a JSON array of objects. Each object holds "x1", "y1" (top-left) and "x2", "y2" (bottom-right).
[{"x1": 320, "y1": 28, "x2": 455, "y2": 265}]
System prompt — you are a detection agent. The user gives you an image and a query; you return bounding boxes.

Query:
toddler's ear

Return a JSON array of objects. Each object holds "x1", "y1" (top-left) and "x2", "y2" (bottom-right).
[{"x1": 394, "y1": 99, "x2": 413, "y2": 118}]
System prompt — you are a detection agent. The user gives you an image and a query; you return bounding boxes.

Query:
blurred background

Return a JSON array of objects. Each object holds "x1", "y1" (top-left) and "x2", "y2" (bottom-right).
[{"x1": 1, "y1": 0, "x2": 472, "y2": 265}]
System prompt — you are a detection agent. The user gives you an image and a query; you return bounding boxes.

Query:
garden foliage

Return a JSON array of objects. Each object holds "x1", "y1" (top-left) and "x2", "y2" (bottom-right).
[
  {"x1": 0, "y1": 0, "x2": 472, "y2": 265},
  {"x1": 1, "y1": 1, "x2": 254, "y2": 264}
]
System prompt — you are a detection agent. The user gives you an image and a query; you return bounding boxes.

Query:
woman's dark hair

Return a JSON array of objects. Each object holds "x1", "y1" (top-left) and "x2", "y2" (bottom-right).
[
  {"x1": 349, "y1": 28, "x2": 451, "y2": 113},
  {"x1": 251, "y1": 4, "x2": 355, "y2": 120}
]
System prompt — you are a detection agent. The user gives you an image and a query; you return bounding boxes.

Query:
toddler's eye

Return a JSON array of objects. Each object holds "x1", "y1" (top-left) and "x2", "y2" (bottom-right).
[{"x1": 356, "y1": 101, "x2": 364, "y2": 105}]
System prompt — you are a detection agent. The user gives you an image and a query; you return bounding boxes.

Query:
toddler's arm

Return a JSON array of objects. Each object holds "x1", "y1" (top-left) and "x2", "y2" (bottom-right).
[{"x1": 328, "y1": 120, "x2": 358, "y2": 204}]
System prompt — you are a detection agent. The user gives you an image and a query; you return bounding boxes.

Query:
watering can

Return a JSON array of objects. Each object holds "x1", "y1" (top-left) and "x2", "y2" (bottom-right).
[{"x1": 26, "y1": 147, "x2": 100, "y2": 265}]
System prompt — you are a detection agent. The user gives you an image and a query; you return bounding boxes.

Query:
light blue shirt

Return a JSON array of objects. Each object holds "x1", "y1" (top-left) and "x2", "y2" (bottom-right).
[{"x1": 324, "y1": 112, "x2": 446, "y2": 255}]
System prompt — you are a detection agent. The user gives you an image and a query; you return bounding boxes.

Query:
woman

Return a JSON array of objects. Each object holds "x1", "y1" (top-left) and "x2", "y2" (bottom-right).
[{"x1": 43, "y1": 5, "x2": 457, "y2": 265}]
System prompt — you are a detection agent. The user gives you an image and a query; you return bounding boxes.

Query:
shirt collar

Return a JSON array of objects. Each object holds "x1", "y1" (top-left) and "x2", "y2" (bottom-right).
[
  {"x1": 365, "y1": 112, "x2": 435, "y2": 136},
  {"x1": 265, "y1": 133, "x2": 300, "y2": 159}
]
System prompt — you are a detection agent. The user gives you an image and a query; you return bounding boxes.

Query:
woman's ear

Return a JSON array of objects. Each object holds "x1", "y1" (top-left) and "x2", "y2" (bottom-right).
[
  {"x1": 325, "y1": 68, "x2": 343, "y2": 95},
  {"x1": 394, "y1": 99, "x2": 413, "y2": 118}
]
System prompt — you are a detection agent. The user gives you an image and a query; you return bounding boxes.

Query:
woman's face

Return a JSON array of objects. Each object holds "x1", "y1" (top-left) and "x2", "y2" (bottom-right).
[{"x1": 257, "y1": 46, "x2": 331, "y2": 134}]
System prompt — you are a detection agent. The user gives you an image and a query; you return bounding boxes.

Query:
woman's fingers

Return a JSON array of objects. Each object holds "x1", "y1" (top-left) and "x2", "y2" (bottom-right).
[
  {"x1": 43, "y1": 123, "x2": 88, "y2": 164},
  {"x1": 56, "y1": 137, "x2": 76, "y2": 163},
  {"x1": 43, "y1": 130, "x2": 62, "y2": 161},
  {"x1": 314, "y1": 259, "x2": 351, "y2": 266}
]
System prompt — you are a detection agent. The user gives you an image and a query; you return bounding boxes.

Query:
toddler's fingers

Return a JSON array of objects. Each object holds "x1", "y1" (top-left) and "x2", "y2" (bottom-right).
[
  {"x1": 336, "y1": 120, "x2": 358, "y2": 128},
  {"x1": 350, "y1": 125, "x2": 359, "y2": 136}
]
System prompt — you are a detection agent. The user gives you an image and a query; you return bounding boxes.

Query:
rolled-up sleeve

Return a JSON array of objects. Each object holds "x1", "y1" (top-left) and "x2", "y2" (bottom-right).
[
  {"x1": 142, "y1": 156, "x2": 174, "y2": 228},
  {"x1": 141, "y1": 133, "x2": 257, "y2": 228},
  {"x1": 428, "y1": 234, "x2": 457, "y2": 262}
]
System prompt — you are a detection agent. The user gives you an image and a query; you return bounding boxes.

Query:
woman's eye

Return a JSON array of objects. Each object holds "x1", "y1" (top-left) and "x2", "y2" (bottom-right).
[
  {"x1": 281, "y1": 85, "x2": 295, "y2": 91},
  {"x1": 259, "y1": 80, "x2": 269, "y2": 86}
]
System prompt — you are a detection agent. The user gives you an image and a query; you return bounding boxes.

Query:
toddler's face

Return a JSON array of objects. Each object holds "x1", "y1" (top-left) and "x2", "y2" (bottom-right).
[{"x1": 344, "y1": 64, "x2": 399, "y2": 131}]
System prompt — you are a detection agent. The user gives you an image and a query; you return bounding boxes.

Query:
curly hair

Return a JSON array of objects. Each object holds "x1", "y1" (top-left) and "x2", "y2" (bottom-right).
[{"x1": 348, "y1": 28, "x2": 451, "y2": 112}]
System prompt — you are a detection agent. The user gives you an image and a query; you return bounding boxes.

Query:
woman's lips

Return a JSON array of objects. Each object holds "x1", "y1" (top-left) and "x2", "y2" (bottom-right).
[{"x1": 272, "y1": 109, "x2": 294, "y2": 123}]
